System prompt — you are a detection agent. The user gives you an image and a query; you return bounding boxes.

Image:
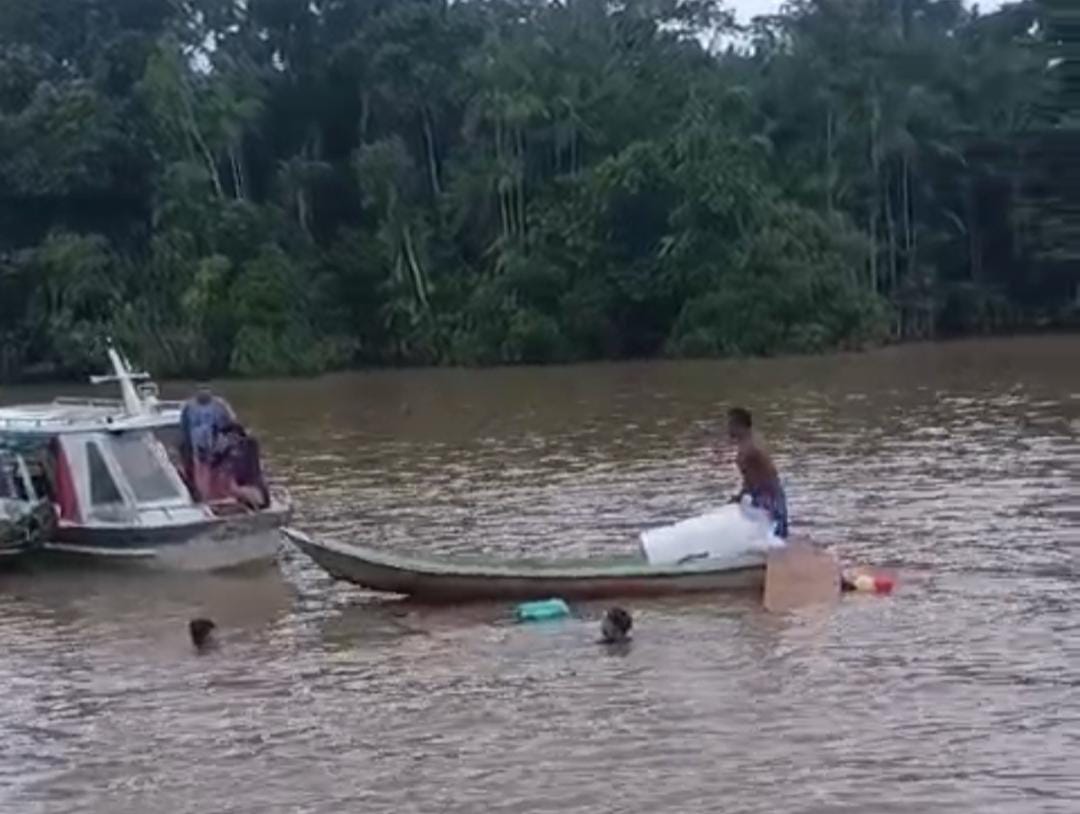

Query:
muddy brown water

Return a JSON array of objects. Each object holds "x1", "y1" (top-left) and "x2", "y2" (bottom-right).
[{"x1": 0, "y1": 336, "x2": 1078, "y2": 813}]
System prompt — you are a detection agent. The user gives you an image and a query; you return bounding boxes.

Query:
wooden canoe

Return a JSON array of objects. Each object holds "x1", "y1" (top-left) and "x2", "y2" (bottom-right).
[{"x1": 283, "y1": 527, "x2": 766, "y2": 602}]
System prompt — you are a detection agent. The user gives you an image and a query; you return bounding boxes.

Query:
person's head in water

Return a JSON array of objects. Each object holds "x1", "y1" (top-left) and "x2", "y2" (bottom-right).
[
  {"x1": 189, "y1": 618, "x2": 217, "y2": 651},
  {"x1": 600, "y1": 607, "x2": 633, "y2": 644},
  {"x1": 727, "y1": 407, "x2": 753, "y2": 443}
]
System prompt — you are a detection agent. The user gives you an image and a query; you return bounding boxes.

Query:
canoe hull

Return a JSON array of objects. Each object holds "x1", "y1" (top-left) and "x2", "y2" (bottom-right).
[{"x1": 285, "y1": 528, "x2": 765, "y2": 602}]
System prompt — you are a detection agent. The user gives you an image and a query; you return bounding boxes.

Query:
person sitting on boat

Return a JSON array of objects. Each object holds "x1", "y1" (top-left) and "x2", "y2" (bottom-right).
[
  {"x1": 180, "y1": 383, "x2": 236, "y2": 501},
  {"x1": 726, "y1": 407, "x2": 788, "y2": 539},
  {"x1": 213, "y1": 422, "x2": 270, "y2": 510}
]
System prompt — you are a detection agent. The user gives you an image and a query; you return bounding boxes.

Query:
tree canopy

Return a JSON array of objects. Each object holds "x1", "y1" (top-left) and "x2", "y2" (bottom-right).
[{"x1": 0, "y1": 0, "x2": 1075, "y2": 380}]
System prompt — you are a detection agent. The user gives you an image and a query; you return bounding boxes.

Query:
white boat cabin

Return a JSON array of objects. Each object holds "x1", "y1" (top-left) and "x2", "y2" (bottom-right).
[{"x1": 0, "y1": 401, "x2": 216, "y2": 529}]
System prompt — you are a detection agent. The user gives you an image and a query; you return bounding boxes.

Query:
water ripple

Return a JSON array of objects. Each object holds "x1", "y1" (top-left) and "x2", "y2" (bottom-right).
[{"x1": 0, "y1": 337, "x2": 1077, "y2": 813}]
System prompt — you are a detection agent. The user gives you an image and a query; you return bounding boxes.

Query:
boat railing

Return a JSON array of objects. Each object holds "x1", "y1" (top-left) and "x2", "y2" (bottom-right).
[
  {"x1": 0, "y1": 410, "x2": 183, "y2": 433},
  {"x1": 52, "y1": 396, "x2": 185, "y2": 411},
  {"x1": 1, "y1": 344, "x2": 186, "y2": 434},
  {"x1": 0, "y1": 414, "x2": 91, "y2": 431}
]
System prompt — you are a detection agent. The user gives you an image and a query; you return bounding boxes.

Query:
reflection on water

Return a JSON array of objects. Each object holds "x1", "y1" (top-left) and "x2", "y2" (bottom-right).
[{"x1": 1, "y1": 336, "x2": 1078, "y2": 813}]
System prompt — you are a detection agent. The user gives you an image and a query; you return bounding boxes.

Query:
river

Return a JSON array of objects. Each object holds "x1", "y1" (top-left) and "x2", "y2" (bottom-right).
[{"x1": 0, "y1": 336, "x2": 1077, "y2": 813}]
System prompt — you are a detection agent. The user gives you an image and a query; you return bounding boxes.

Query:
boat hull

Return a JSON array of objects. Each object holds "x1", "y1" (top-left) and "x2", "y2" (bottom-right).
[
  {"x1": 42, "y1": 503, "x2": 291, "y2": 571},
  {"x1": 284, "y1": 528, "x2": 766, "y2": 602}
]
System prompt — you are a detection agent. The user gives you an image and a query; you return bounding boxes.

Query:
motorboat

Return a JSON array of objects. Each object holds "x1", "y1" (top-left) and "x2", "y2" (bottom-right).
[{"x1": 0, "y1": 344, "x2": 291, "y2": 570}]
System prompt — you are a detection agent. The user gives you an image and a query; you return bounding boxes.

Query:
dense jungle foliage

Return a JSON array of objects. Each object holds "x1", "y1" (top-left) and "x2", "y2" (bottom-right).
[{"x1": 0, "y1": 0, "x2": 1076, "y2": 379}]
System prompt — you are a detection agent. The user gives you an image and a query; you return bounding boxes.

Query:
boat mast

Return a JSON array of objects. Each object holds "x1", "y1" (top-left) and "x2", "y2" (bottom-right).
[{"x1": 90, "y1": 341, "x2": 152, "y2": 416}]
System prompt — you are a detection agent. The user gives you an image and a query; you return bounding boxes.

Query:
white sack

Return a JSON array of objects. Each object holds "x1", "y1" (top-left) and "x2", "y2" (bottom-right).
[{"x1": 640, "y1": 501, "x2": 785, "y2": 565}]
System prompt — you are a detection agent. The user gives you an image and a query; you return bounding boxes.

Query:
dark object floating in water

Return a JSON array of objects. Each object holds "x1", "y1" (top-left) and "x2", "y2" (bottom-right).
[
  {"x1": 189, "y1": 618, "x2": 217, "y2": 650},
  {"x1": 601, "y1": 607, "x2": 633, "y2": 643}
]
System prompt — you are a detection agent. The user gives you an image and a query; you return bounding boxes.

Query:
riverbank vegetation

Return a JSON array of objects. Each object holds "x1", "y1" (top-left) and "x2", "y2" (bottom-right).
[{"x1": 0, "y1": 0, "x2": 1076, "y2": 380}]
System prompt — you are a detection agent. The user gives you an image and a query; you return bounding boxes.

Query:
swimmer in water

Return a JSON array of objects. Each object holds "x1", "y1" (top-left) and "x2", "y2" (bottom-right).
[
  {"x1": 600, "y1": 607, "x2": 633, "y2": 644},
  {"x1": 189, "y1": 618, "x2": 217, "y2": 651}
]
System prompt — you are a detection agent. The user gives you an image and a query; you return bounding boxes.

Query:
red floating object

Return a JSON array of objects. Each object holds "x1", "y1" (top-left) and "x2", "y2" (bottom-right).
[{"x1": 842, "y1": 569, "x2": 896, "y2": 595}]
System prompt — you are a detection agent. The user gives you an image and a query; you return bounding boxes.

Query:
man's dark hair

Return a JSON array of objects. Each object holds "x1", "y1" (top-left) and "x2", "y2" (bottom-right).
[
  {"x1": 601, "y1": 607, "x2": 633, "y2": 643},
  {"x1": 189, "y1": 618, "x2": 216, "y2": 649},
  {"x1": 728, "y1": 407, "x2": 753, "y2": 429}
]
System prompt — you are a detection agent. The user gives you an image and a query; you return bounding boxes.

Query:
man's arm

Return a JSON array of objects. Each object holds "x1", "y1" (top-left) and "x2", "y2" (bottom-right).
[
  {"x1": 210, "y1": 398, "x2": 237, "y2": 431},
  {"x1": 729, "y1": 447, "x2": 752, "y2": 502},
  {"x1": 219, "y1": 397, "x2": 237, "y2": 422}
]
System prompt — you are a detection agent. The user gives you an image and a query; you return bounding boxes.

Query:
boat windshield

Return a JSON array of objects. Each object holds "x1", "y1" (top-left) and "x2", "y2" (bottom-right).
[
  {"x1": 106, "y1": 433, "x2": 184, "y2": 504},
  {"x1": 87, "y1": 442, "x2": 124, "y2": 506}
]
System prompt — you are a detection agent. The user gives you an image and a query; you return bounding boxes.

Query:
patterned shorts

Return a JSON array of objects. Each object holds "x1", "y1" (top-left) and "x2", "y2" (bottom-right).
[{"x1": 750, "y1": 485, "x2": 788, "y2": 539}]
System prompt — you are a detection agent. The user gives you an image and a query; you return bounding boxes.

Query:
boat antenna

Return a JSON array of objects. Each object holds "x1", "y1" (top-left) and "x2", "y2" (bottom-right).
[{"x1": 89, "y1": 338, "x2": 152, "y2": 416}]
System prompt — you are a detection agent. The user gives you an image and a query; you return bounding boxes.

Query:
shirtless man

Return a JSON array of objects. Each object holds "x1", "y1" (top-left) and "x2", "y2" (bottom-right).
[{"x1": 727, "y1": 407, "x2": 788, "y2": 539}]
